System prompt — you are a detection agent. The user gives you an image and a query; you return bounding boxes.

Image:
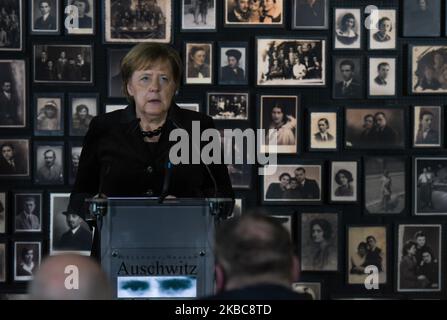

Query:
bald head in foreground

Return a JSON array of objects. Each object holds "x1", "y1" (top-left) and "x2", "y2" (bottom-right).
[{"x1": 29, "y1": 254, "x2": 112, "y2": 300}]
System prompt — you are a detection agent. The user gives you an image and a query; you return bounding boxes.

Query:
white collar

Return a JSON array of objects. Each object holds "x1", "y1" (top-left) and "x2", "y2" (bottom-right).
[{"x1": 71, "y1": 225, "x2": 81, "y2": 234}]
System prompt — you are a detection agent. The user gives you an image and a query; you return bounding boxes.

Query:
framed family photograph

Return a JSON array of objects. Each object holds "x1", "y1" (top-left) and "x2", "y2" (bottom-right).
[
  {"x1": 225, "y1": 0, "x2": 284, "y2": 27},
  {"x1": 181, "y1": 0, "x2": 216, "y2": 32},
  {"x1": 34, "y1": 142, "x2": 64, "y2": 185},
  {"x1": 309, "y1": 110, "x2": 337, "y2": 151},
  {"x1": 33, "y1": 44, "x2": 93, "y2": 84},
  {"x1": 218, "y1": 42, "x2": 248, "y2": 85},
  {"x1": 330, "y1": 161, "x2": 358, "y2": 203},
  {"x1": 14, "y1": 193, "x2": 42, "y2": 233},
  {"x1": 104, "y1": 0, "x2": 172, "y2": 43},
  {"x1": 259, "y1": 95, "x2": 298, "y2": 154},
  {"x1": 30, "y1": 0, "x2": 60, "y2": 35},
  {"x1": 14, "y1": 241, "x2": 41, "y2": 281},
  {"x1": 345, "y1": 107, "x2": 405, "y2": 149},
  {"x1": 397, "y1": 224, "x2": 442, "y2": 293},
  {"x1": 34, "y1": 93, "x2": 64, "y2": 136},
  {"x1": 69, "y1": 143, "x2": 82, "y2": 185},
  {"x1": 292, "y1": 282, "x2": 321, "y2": 300},
  {"x1": 65, "y1": 0, "x2": 95, "y2": 35},
  {"x1": 185, "y1": 42, "x2": 213, "y2": 85},
  {"x1": 0, "y1": 242, "x2": 5, "y2": 282},
  {"x1": 207, "y1": 92, "x2": 248, "y2": 120},
  {"x1": 301, "y1": 213, "x2": 338, "y2": 272},
  {"x1": 414, "y1": 157, "x2": 447, "y2": 216},
  {"x1": 292, "y1": 0, "x2": 328, "y2": 30},
  {"x1": 0, "y1": 192, "x2": 5, "y2": 233},
  {"x1": 364, "y1": 157, "x2": 406, "y2": 215},
  {"x1": 347, "y1": 226, "x2": 387, "y2": 285},
  {"x1": 0, "y1": 0, "x2": 23, "y2": 51},
  {"x1": 0, "y1": 139, "x2": 30, "y2": 178},
  {"x1": 333, "y1": 56, "x2": 363, "y2": 99},
  {"x1": 368, "y1": 9, "x2": 397, "y2": 50},
  {"x1": 263, "y1": 164, "x2": 322, "y2": 204},
  {"x1": 368, "y1": 57, "x2": 397, "y2": 98},
  {"x1": 256, "y1": 37, "x2": 326, "y2": 86},
  {"x1": 107, "y1": 48, "x2": 128, "y2": 98},
  {"x1": 105, "y1": 104, "x2": 127, "y2": 113},
  {"x1": 69, "y1": 93, "x2": 98, "y2": 136},
  {"x1": 413, "y1": 106, "x2": 443, "y2": 148},
  {"x1": 0, "y1": 60, "x2": 26, "y2": 128},
  {"x1": 403, "y1": 0, "x2": 441, "y2": 37},
  {"x1": 333, "y1": 8, "x2": 361, "y2": 50}
]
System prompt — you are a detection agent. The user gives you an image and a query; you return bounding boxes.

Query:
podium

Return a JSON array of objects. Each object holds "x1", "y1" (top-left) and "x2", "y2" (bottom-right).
[{"x1": 88, "y1": 197, "x2": 233, "y2": 299}]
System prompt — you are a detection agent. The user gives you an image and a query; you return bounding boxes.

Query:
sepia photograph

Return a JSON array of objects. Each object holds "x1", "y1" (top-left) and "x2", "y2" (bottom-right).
[
  {"x1": 34, "y1": 44, "x2": 93, "y2": 84},
  {"x1": 368, "y1": 57, "x2": 396, "y2": 97},
  {"x1": 0, "y1": 60, "x2": 26, "y2": 128},
  {"x1": 104, "y1": 0, "x2": 172, "y2": 43},
  {"x1": 414, "y1": 157, "x2": 447, "y2": 216},
  {"x1": 256, "y1": 38, "x2": 326, "y2": 86},
  {"x1": 0, "y1": 192, "x2": 5, "y2": 233},
  {"x1": 207, "y1": 92, "x2": 248, "y2": 120},
  {"x1": 0, "y1": 139, "x2": 29, "y2": 178},
  {"x1": 413, "y1": 106, "x2": 442, "y2": 148},
  {"x1": 263, "y1": 164, "x2": 322, "y2": 203},
  {"x1": 292, "y1": 282, "x2": 321, "y2": 300},
  {"x1": 301, "y1": 213, "x2": 338, "y2": 271},
  {"x1": 69, "y1": 94, "x2": 98, "y2": 136},
  {"x1": 333, "y1": 8, "x2": 361, "y2": 50},
  {"x1": 185, "y1": 42, "x2": 213, "y2": 85},
  {"x1": 105, "y1": 104, "x2": 127, "y2": 113},
  {"x1": 65, "y1": 0, "x2": 95, "y2": 35},
  {"x1": 50, "y1": 193, "x2": 93, "y2": 255},
  {"x1": 14, "y1": 241, "x2": 40, "y2": 281},
  {"x1": 293, "y1": 0, "x2": 328, "y2": 30},
  {"x1": 14, "y1": 193, "x2": 42, "y2": 232},
  {"x1": 410, "y1": 45, "x2": 447, "y2": 94},
  {"x1": 218, "y1": 42, "x2": 248, "y2": 85},
  {"x1": 345, "y1": 108, "x2": 405, "y2": 149},
  {"x1": 259, "y1": 95, "x2": 298, "y2": 154},
  {"x1": 368, "y1": 9, "x2": 397, "y2": 50},
  {"x1": 177, "y1": 102, "x2": 200, "y2": 112},
  {"x1": 34, "y1": 94, "x2": 64, "y2": 136},
  {"x1": 403, "y1": 0, "x2": 440, "y2": 37},
  {"x1": 0, "y1": 0, "x2": 23, "y2": 51},
  {"x1": 333, "y1": 56, "x2": 363, "y2": 99},
  {"x1": 69, "y1": 144, "x2": 82, "y2": 185},
  {"x1": 348, "y1": 226, "x2": 387, "y2": 285},
  {"x1": 181, "y1": 0, "x2": 216, "y2": 31},
  {"x1": 309, "y1": 111, "x2": 337, "y2": 150},
  {"x1": 0, "y1": 242, "x2": 4, "y2": 282},
  {"x1": 31, "y1": 0, "x2": 59, "y2": 34},
  {"x1": 364, "y1": 157, "x2": 405, "y2": 215},
  {"x1": 397, "y1": 224, "x2": 442, "y2": 292},
  {"x1": 330, "y1": 161, "x2": 358, "y2": 203},
  {"x1": 108, "y1": 48, "x2": 128, "y2": 98},
  {"x1": 225, "y1": 0, "x2": 283, "y2": 27},
  {"x1": 34, "y1": 142, "x2": 64, "y2": 185}
]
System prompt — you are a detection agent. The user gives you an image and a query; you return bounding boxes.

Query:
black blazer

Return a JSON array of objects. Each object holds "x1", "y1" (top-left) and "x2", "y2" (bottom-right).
[
  {"x1": 203, "y1": 284, "x2": 312, "y2": 300},
  {"x1": 297, "y1": 179, "x2": 320, "y2": 199},
  {"x1": 69, "y1": 103, "x2": 234, "y2": 218}
]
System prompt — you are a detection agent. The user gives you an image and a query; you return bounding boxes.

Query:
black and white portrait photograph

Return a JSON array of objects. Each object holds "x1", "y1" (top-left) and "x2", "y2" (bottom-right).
[
  {"x1": 65, "y1": 0, "x2": 95, "y2": 35},
  {"x1": 31, "y1": 0, "x2": 59, "y2": 34},
  {"x1": 260, "y1": 95, "x2": 298, "y2": 154},
  {"x1": 0, "y1": 139, "x2": 29, "y2": 178},
  {"x1": 403, "y1": 0, "x2": 440, "y2": 37},
  {"x1": 0, "y1": 60, "x2": 26, "y2": 128},
  {"x1": 185, "y1": 42, "x2": 213, "y2": 85},
  {"x1": 105, "y1": 104, "x2": 127, "y2": 113},
  {"x1": 177, "y1": 102, "x2": 200, "y2": 112},
  {"x1": 0, "y1": 0, "x2": 23, "y2": 51},
  {"x1": 330, "y1": 161, "x2": 358, "y2": 203},
  {"x1": 368, "y1": 9, "x2": 397, "y2": 50},
  {"x1": 410, "y1": 45, "x2": 447, "y2": 94},
  {"x1": 34, "y1": 94, "x2": 64, "y2": 136},
  {"x1": 348, "y1": 226, "x2": 387, "y2": 285},
  {"x1": 181, "y1": 0, "x2": 216, "y2": 31},
  {"x1": 257, "y1": 38, "x2": 326, "y2": 86},
  {"x1": 50, "y1": 193, "x2": 93, "y2": 255},
  {"x1": 364, "y1": 157, "x2": 405, "y2": 215},
  {"x1": 413, "y1": 106, "x2": 442, "y2": 148},
  {"x1": 14, "y1": 193, "x2": 42, "y2": 232},
  {"x1": 301, "y1": 213, "x2": 338, "y2": 271},
  {"x1": 293, "y1": 0, "x2": 328, "y2": 30},
  {"x1": 0, "y1": 242, "x2": 4, "y2": 282},
  {"x1": 397, "y1": 224, "x2": 442, "y2": 292},
  {"x1": 333, "y1": 57, "x2": 363, "y2": 99},
  {"x1": 33, "y1": 44, "x2": 93, "y2": 84},
  {"x1": 207, "y1": 92, "x2": 248, "y2": 120},
  {"x1": 414, "y1": 157, "x2": 447, "y2": 216},
  {"x1": 225, "y1": 0, "x2": 284, "y2": 27},
  {"x1": 263, "y1": 164, "x2": 322, "y2": 203},
  {"x1": 309, "y1": 111, "x2": 337, "y2": 150},
  {"x1": 69, "y1": 144, "x2": 82, "y2": 185},
  {"x1": 292, "y1": 282, "x2": 321, "y2": 300},
  {"x1": 69, "y1": 94, "x2": 97, "y2": 136},
  {"x1": 104, "y1": 0, "x2": 172, "y2": 43},
  {"x1": 368, "y1": 57, "x2": 396, "y2": 97},
  {"x1": 0, "y1": 192, "x2": 5, "y2": 233},
  {"x1": 333, "y1": 8, "x2": 361, "y2": 50},
  {"x1": 108, "y1": 48, "x2": 128, "y2": 97},
  {"x1": 218, "y1": 43, "x2": 248, "y2": 85},
  {"x1": 14, "y1": 241, "x2": 40, "y2": 281},
  {"x1": 345, "y1": 108, "x2": 405, "y2": 149},
  {"x1": 34, "y1": 143, "x2": 64, "y2": 185}
]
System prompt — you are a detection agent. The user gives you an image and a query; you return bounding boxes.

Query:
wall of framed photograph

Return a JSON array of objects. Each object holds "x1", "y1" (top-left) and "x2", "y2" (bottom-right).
[{"x1": 1, "y1": 0, "x2": 447, "y2": 300}]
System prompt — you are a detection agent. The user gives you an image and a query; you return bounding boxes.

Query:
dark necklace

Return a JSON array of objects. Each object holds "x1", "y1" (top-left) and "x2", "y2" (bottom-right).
[{"x1": 141, "y1": 126, "x2": 163, "y2": 138}]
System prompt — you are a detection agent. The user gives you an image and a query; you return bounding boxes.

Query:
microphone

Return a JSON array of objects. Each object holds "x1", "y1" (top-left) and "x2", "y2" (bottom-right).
[{"x1": 158, "y1": 160, "x2": 173, "y2": 204}]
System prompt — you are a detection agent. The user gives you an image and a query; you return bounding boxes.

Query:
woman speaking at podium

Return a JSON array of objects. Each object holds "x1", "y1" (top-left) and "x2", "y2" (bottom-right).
[{"x1": 68, "y1": 43, "x2": 234, "y2": 218}]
